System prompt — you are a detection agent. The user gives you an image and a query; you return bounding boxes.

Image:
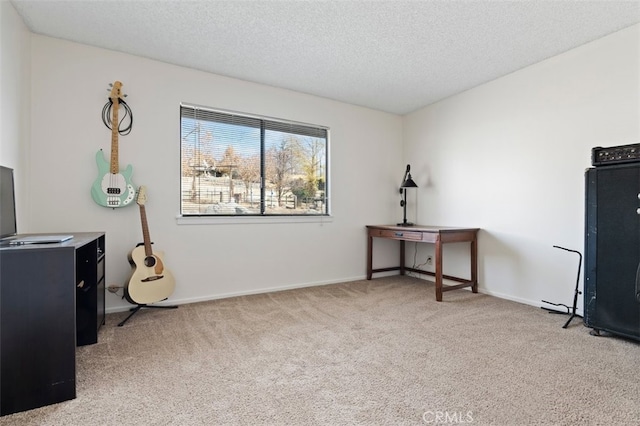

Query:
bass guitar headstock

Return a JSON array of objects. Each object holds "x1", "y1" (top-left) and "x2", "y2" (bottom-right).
[{"x1": 108, "y1": 81, "x2": 124, "y2": 102}]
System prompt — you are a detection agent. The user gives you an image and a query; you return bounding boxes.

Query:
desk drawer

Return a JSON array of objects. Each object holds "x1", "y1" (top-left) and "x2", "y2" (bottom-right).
[{"x1": 372, "y1": 229, "x2": 423, "y2": 241}]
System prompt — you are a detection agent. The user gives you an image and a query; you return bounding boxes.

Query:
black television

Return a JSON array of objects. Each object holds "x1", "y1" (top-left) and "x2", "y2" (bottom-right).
[{"x1": 0, "y1": 165, "x2": 17, "y2": 240}]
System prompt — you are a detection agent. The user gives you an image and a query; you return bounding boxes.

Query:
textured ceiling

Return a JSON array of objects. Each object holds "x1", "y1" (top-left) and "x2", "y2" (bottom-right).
[{"x1": 10, "y1": 0, "x2": 640, "y2": 115}]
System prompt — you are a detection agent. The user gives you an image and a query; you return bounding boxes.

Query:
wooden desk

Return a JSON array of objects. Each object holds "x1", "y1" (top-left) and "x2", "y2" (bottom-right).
[{"x1": 366, "y1": 225, "x2": 479, "y2": 301}]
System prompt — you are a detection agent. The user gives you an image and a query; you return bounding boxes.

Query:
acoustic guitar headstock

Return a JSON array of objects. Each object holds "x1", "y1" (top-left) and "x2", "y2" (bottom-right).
[{"x1": 136, "y1": 185, "x2": 147, "y2": 206}]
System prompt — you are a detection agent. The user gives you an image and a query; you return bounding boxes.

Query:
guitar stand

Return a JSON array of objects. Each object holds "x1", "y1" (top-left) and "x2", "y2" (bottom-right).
[
  {"x1": 541, "y1": 245, "x2": 583, "y2": 329},
  {"x1": 117, "y1": 300, "x2": 178, "y2": 327}
]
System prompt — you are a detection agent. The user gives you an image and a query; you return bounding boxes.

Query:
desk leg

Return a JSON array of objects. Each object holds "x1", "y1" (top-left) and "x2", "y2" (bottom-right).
[
  {"x1": 471, "y1": 237, "x2": 478, "y2": 293},
  {"x1": 366, "y1": 233, "x2": 373, "y2": 280},
  {"x1": 435, "y1": 238, "x2": 443, "y2": 301},
  {"x1": 399, "y1": 240, "x2": 406, "y2": 276}
]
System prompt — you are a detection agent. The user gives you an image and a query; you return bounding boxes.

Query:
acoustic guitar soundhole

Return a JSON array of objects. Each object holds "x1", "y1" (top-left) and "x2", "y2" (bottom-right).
[{"x1": 144, "y1": 256, "x2": 156, "y2": 268}]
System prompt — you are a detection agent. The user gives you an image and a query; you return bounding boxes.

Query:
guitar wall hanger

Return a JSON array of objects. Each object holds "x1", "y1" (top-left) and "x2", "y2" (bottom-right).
[
  {"x1": 102, "y1": 82, "x2": 133, "y2": 136},
  {"x1": 90, "y1": 80, "x2": 136, "y2": 208}
]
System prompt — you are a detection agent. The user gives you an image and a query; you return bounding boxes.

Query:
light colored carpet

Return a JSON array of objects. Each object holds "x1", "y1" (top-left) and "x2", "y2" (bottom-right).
[{"x1": 1, "y1": 276, "x2": 638, "y2": 425}]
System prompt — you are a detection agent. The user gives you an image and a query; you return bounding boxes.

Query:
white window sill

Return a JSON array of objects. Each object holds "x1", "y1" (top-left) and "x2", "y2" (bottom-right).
[{"x1": 176, "y1": 215, "x2": 334, "y2": 225}]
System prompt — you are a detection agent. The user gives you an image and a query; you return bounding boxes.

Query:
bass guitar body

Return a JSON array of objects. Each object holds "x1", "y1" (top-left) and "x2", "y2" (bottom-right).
[
  {"x1": 126, "y1": 245, "x2": 175, "y2": 305},
  {"x1": 91, "y1": 149, "x2": 136, "y2": 208}
]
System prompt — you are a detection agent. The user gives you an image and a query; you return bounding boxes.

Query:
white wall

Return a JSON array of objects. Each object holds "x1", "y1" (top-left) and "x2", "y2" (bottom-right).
[
  {"x1": 0, "y1": 1, "x2": 31, "y2": 230},
  {"x1": 27, "y1": 36, "x2": 402, "y2": 312},
  {"x1": 5, "y1": 2, "x2": 639, "y2": 316},
  {"x1": 403, "y1": 24, "x2": 640, "y2": 311}
]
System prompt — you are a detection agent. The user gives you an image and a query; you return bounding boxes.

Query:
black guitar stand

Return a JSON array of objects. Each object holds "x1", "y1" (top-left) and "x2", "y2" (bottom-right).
[
  {"x1": 541, "y1": 245, "x2": 583, "y2": 329},
  {"x1": 117, "y1": 300, "x2": 178, "y2": 327}
]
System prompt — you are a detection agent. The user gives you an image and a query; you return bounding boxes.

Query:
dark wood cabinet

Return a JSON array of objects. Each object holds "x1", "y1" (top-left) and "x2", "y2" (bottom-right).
[{"x1": 0, "y1": 232, "x2": 105, "y2": 416}]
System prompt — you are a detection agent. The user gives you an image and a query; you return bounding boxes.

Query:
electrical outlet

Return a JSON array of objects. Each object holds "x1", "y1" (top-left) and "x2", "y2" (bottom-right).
[{"x1": 427, "y1": 256, "x2": 433, "y2": 265}]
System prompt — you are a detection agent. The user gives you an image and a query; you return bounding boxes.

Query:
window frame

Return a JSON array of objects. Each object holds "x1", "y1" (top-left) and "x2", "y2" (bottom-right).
[{"x1": 179, "y1": 103, "x2": 331, "y2": 221}]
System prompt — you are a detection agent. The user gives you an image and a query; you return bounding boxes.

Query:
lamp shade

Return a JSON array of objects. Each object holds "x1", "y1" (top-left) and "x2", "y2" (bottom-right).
[{"x1": 401, "y1": 173, "x2": 418, "y2": 188}]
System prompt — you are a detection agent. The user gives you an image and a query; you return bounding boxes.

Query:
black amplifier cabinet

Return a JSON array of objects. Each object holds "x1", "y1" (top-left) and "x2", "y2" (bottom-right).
[
  {"x1": 584, "y1": 163, "x2": 640, "y2": 341},
  {"x1": 592, "y1": 143, "x2": 640, "y2": 167}
]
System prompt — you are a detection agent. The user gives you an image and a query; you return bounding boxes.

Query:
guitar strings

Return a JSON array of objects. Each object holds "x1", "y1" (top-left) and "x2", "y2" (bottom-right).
[{"x1": 101, "y1": 98, "x2": 134, "y2": 135}]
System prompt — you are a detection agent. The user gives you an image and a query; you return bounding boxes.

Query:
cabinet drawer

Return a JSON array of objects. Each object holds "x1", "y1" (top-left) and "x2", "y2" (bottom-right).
[{"x1": 372, "y1": 229, "x2": 422, "y2": 241}]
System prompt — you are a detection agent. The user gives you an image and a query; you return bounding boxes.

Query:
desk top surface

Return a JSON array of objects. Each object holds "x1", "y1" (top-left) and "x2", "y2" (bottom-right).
[
  {"x1": 0, "y1": 232, "x2": 104, "y2": 251},
  {"x1": 367, "y1": 224, "x2": 479, "y2": 233}
]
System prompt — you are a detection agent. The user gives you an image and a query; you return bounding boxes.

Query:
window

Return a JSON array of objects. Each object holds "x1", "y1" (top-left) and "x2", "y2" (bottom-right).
[{"x1": 180, "y1": 104, "x2": 329, "y2": 217}]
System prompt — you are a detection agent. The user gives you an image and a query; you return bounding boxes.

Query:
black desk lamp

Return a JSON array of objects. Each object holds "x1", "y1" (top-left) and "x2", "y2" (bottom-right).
[{"x1": 398, "y1": 164, "x2": 418, "y2": 226}]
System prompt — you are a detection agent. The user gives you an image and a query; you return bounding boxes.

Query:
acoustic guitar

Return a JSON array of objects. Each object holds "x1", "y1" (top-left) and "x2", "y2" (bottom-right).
[
  {"x1": 91, "y1": 81, "x2": 136, "y2": 208},
  {"x1": 125, "y1": 186, "x2": 175, "y2": 305}
]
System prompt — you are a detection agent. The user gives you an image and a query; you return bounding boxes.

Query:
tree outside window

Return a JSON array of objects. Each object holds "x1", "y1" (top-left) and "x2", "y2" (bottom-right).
[{"x1": 180, "y1": 105, "x2": 329, "y2": 217}]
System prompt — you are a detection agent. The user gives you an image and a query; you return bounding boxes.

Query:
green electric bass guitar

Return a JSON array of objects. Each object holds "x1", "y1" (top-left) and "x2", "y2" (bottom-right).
[{"x1": 91, "y1": 81, "x2": 136, "y2": 208}]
